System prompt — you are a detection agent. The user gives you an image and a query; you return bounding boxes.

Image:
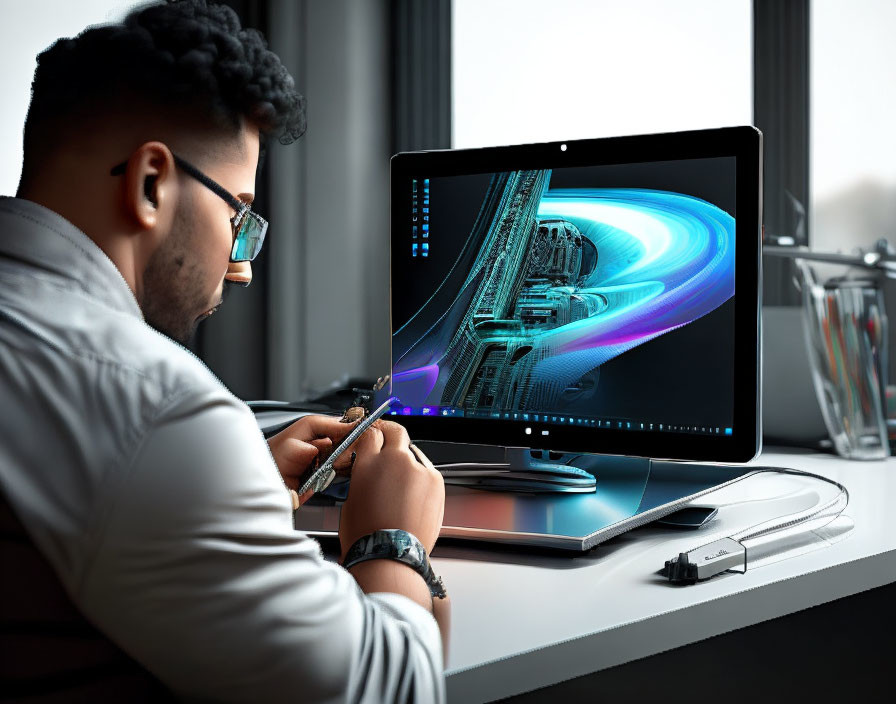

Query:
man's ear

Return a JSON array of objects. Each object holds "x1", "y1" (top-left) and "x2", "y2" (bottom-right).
[
  {"x1": 122, "y1": 142, "x2": 177, "y2": 231},
  {"x1": 143, "y1": 174, "x2": 158, "y2": 207}
]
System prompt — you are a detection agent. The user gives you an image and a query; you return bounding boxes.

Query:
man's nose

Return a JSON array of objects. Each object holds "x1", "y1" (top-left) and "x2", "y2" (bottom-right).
[{"x1": 225, "y1": 261, "x2": 252, "y2": 287}]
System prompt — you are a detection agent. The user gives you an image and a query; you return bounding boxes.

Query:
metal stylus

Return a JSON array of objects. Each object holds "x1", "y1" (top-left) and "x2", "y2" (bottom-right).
[{"x1": 297, "y1": 396, "x2": 400, "y2": 497}]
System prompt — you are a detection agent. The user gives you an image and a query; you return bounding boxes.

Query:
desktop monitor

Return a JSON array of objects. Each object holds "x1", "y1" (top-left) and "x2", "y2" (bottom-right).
[
  {"x1": 388, "y1": 126, "x2": 762, "y2": 464},
  {"x1": 292, "y1": 127, "x2": 763, "y2": 550}
]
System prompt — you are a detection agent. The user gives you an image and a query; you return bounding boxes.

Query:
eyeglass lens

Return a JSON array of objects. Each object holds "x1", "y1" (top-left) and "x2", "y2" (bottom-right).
[{"x1": 231, "y1": 211, "x2": 268, "y2": 262}]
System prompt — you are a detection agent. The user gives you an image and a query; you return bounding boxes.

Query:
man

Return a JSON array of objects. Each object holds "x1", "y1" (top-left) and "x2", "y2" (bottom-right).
[{"x1": 0, "y1": 1, "x2": 448, "y2": 701}]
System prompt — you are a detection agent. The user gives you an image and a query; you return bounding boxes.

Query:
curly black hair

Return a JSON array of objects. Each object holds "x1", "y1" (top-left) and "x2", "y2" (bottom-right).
[{"x1": 21, "y1": 0, "x2": 304, "y2": 181}]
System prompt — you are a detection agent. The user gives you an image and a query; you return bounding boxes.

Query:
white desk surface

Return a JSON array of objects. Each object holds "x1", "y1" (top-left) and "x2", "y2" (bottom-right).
[{"x1": 432, "y1": 448, "x2": 896, "y2": 702}]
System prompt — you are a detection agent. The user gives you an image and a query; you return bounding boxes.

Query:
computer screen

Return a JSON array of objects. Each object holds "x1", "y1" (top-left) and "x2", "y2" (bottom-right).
[{"x1": 388, "y1": 127, "x2": 761, "y2": 463}]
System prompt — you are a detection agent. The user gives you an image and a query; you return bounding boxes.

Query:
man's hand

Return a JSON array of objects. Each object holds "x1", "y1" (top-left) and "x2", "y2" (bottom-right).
[
  {"x1": 339, "y1": 421, "x2": 445, "y2": 559},
  {"x1": 267, "y1": 415, "x2": 357, "y2": 506}
]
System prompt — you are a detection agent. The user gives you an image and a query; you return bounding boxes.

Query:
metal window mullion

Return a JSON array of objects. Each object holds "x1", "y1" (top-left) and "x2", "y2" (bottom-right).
[
  {"x1": 754, "y1": 0, "x2": 810, "y2": 306},
  {"x1": 391, "y1": 0, "x2": 452, "y2": 153}
]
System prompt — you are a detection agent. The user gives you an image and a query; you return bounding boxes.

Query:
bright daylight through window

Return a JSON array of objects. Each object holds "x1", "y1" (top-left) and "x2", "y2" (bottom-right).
[
  {"x1": 452, "y1": 0, "x2": 752, "y2": 149},
  {"x1": 811, "y1": 0, "x2": 896, "y2": 254}
]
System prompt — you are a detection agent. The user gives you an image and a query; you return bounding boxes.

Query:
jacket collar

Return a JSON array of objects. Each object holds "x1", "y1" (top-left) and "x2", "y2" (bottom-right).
[{"x1": 0, "y1": 197, "x2": 143, "y2": 320}]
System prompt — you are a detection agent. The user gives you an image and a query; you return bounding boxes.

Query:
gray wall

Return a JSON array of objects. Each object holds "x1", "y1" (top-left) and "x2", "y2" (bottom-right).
[
  {"x1": 267, "y1": 0, "x2": 391, "y2": 400},
  {"x1": 197, "y1": 0, "x2": 393, "y2": 401}
]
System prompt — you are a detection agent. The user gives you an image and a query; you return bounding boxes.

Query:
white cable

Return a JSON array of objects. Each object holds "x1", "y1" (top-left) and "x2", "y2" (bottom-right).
[
  {"x1": 661, "y1": 467, "x2": 849, "y2": 583},
  {"x1": 730, "y1": 468, "x2": 848, "y2": 543}
]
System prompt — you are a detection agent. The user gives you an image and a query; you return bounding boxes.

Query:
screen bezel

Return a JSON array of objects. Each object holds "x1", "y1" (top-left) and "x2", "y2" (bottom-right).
[{"x1": 389, "y1": 126, "x2": 762, "y2": 463}]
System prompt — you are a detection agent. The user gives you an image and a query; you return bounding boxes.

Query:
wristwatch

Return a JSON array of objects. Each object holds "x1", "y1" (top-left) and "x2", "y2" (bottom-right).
[{"x1": 342, "y1": 529, "x2": 447, "y2": 599}]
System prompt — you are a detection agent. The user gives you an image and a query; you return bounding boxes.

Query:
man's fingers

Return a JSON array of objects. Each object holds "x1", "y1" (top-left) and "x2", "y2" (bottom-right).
[
  {"x1": 305, "y1": 414, "x2": 359, "y2": 440},
  {"x1": 280, "y1": 437, "x2": 319, "y2": 468},
  {"x1": 277, "y1": 438, "x2": 319, "y2": 488},
  {"x1": 332, "y1": 447, "x2": 357, "y2": 472},
  {"x1": 311, "y1": 437, "x2": 333, "y2": 457},
  {"x1": 408, "y1": 442, "x2": 435, "y2": 470},
  {"x1": 282, "y1": 414, "x2": 358, "y2": 444},
  {"x1": 349, "y1": 423, "x2": 384, "y2": 459},
  {"x1": 377, "y1": 420, "x2": 411, "y2": 451}
]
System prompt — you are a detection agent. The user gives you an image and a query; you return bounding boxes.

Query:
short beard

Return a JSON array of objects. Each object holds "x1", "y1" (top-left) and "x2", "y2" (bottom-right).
[{"x1": 141, "y1": 202, "x2": 209, "y2": 346}]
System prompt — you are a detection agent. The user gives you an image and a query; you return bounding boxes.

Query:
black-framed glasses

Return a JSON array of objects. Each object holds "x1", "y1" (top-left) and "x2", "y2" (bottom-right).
[{"x1": 110, "y1": 154, "x2": 268, "y2": 262}]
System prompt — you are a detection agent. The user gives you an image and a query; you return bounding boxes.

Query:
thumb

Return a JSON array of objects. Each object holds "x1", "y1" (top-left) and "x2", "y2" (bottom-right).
[{"x1": 271, "y1": 436, "x2": 320, "y2": 488}]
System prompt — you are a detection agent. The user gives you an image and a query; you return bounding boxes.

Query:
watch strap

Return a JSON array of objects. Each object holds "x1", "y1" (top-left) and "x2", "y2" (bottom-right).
[{"x1": 343, "y1": 529, "x2": 447, "y2": 599}]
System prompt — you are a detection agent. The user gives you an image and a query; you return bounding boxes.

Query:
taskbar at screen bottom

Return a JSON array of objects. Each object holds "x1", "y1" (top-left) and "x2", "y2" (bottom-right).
[
  {"x1": 391, "y1": 414, "x2": 758, "y2": 463},
  {"x1": 387, "y1": 405, "x2": 732, "y2": 437}
]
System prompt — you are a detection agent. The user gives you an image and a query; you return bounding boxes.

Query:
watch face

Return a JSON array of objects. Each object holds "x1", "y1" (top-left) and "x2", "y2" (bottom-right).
[
  {"x1": 368, "y1": 529, "x2": 407, "y2": 557},
  {"x1": 355, "y1": 529, "x2": 417, "y2": 562},
  {"x1": 394, "y1": 532, "x2": 416, "y2": 559}
]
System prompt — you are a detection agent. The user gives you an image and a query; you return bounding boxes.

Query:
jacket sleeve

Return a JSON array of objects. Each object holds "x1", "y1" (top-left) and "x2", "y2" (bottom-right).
[{"x1": 77, "y1": 389, "x2": 445, "y2": 703}]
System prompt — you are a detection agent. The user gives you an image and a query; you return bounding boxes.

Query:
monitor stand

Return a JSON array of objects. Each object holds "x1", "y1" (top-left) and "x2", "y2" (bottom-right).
[
  {"x1": 437, "y1": 447, "x2": 598, "y2": 493},
  {"x1": 301, "y1": 442, "x2": 756, "y2": 551}
]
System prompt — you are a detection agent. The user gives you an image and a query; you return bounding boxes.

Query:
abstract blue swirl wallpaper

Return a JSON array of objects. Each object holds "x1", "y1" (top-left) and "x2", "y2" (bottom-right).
[{"x1": 392, "y1": 158, "x2": 737, "y2": 435}]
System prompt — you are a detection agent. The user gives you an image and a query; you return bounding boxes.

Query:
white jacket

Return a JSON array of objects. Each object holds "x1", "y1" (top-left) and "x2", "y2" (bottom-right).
[{"x1": 0, "y1": 196, "x2": 444, "y2": 703}]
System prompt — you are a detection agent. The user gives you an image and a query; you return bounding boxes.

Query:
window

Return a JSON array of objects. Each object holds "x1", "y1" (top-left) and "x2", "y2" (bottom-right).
[
  {"x1": 811, "y1": 0, "x2": 896, "y2": 253},
  {"x1": 452, "y1": 0, "x2": 752, "y2": 148},
  {"x1": 0, "y1": 1, "x2": 140, "y2": 195}
]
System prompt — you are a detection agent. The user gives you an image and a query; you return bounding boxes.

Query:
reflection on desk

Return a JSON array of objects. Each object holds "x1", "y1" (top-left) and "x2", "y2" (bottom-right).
[{"x1": 429, "y1": 449, "x2": 895, "y2": 703}]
